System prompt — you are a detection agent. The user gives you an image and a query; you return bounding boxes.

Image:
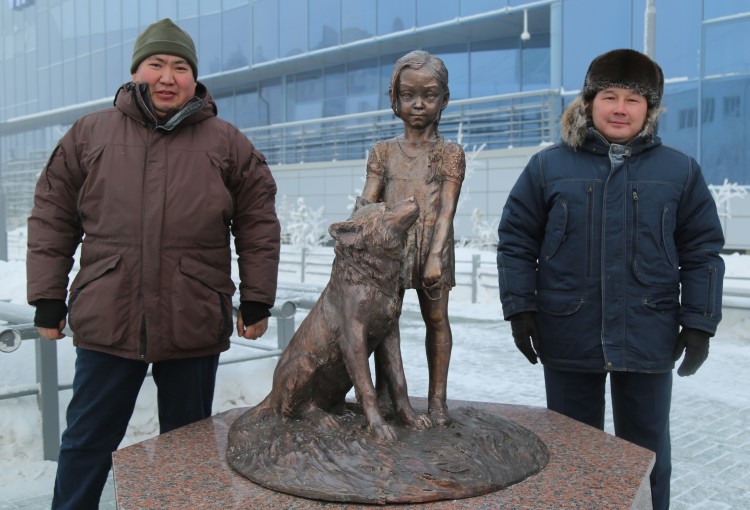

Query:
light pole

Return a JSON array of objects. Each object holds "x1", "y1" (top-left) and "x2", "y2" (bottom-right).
[{"x1": 644, "y1": 0, "x2": 656, "y2": 58}]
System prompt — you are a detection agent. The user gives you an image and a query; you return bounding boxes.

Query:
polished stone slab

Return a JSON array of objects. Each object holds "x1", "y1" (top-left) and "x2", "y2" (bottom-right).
[{"x1": 112, "y1": 399, "x2": 654, "y2": 509}]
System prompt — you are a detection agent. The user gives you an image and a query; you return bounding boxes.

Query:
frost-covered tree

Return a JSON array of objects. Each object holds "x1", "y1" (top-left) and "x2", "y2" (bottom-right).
[
  {"x1": 276, "y1": 195, "x2": 292, "y2": 244},
  {"x1": 709, "y1": 179, "x2": 748, "y2": 218},
  {"x1": 453, "y1": 123, "x2": 487, "y2": 226},
  {"x1": 467, "y1": 208, "x2": 499, "y2": 251},
  {"x1": 285, "y1": 197, "x2": 326, "y2": 250}
]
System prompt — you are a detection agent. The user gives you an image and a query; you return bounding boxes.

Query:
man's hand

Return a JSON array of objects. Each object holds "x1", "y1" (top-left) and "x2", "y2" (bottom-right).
[
  {"x1": 509, "y1": 312, "x2": 540, "y2": 364},
  {"x1": 237, "y1": 315, "x2": 269, "y2": 340},
  {"x1": 37, "y1": 319, "x2": 66, "y2": 340},
  {"x1": 673, "y1": 328, "x2": 710, "y2": 377}
]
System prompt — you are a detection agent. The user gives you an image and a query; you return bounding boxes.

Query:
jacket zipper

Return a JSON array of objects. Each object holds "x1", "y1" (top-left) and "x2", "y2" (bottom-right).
[
  {"x1": 586, "y1": 184, "x2": 594, "y2": 278},
  {"x1": 631, "y1": 188, "x2": 639, "y2": 266},
  {"x1": 139, "y1": 315, "x2": 147, "y2": 359},
  {"x1": 705, "y1": 266, "x2": 717, "y2": 317}
]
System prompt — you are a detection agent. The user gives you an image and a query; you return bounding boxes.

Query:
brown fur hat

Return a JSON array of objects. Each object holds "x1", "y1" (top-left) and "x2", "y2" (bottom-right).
[
  {"x1": 561, "y1": 49, "x2": 664, "y2": 148},
  {"x1": 582, "y1": 49, "x2": 664, "y2": 109}
]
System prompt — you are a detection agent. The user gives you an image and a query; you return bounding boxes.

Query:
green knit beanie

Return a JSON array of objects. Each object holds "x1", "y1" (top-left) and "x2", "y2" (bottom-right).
[{"x1": 130, "y1": 18, "x2": 198, "y2": 78}]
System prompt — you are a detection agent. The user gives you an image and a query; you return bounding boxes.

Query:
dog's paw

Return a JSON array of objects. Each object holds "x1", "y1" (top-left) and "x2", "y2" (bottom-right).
[
  {"x1": 412, "y1": 413, "x2": 433, "y2": 430},
  {"x1": 316, "y1": 413, "x2": 341, "y2": 432},
  {"x1": 368, "y1": 422, "x2": 399, "y2": 443}
]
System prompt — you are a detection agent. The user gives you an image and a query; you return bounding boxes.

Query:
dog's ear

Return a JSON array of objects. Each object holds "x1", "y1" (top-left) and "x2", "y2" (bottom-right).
[{"x1": 329, "y1": 221, "x2": 364, "y2": 248}]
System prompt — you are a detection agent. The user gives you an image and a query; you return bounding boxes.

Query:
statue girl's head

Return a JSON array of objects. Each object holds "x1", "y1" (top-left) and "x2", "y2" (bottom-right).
[{"x1": 389, "y1": 50, "x2": 450, "y2": 128}]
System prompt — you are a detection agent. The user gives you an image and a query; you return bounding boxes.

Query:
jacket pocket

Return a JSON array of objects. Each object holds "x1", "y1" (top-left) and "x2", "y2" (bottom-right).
[
  {"x1": 632, "y1": 196, "x2": 679, "y2": 287},
  {"x1": 542, "y1": 199, "x2": 568, "y2": 261},
  {"x1": 538, "y1": 290, "x2": 586, "y2": 316},
  {"x1": 68, "y1": 254, "x2": 131, "y2": 346},
  {"x1": 536, "y1": 290, "x2": 592, "y2": 362},
  {"x1": 169, "y1": 257, "x2": 237, "y2": 350}
]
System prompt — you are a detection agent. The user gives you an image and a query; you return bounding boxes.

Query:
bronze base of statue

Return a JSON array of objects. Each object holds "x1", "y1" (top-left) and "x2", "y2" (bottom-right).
[{"x1": 227, "y1": 403, "x2": 549, "y2": 504}]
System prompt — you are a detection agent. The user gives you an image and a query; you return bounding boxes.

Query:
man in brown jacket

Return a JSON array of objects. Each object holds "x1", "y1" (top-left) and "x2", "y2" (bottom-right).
[{"x1": 26, "y1": 19, "x2": 280, "y2": 510}]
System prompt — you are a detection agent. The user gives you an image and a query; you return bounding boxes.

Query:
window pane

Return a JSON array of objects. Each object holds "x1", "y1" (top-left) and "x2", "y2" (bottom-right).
[
  {"x1": 380, "y1": 52, "x2": 403, "y2": 109},
  {"x1": 49, "y1": 5, "x2": 62, "y2": 63},
  {"x1": 292, "y1": 70, "x2": 324, "y2": 120},
  {"x1": 280, "y1": 0, "x2": 307, "y2": 57},
  {"x1": 657, "y1": 83, "x2": 697, "y2": 157},
  {"x1": 561, "y1": 0, "x2": 630, "y2": 91},
  {"x1": 653, "y1": 0, "x2": 700, "y2": 79},
  {"x1": 471, "y1": 39, "x2": 518, "y2": 96},
  {"x1": 139, "y1": 0, "x2": 157, "y2": 26},
  {"x1": 378, "y1": 0, "x2": 414, "y2": 34},
  {"x1": 106, "y1": 44, "x2": 123, "y2": 93},
  {"x1": 200, "y1": 13, "x2": 222, "y2": 75},
  {"x1": 703, "y1": 0, "x2": 750, "y2": 19},
  {"x1": 91, "y1": 50, "x2": 107, "y2": 98},
  {"x1": 215, "y1": 95, "x2": 236, "y2": 125},
  {"x1": 309, "y1": 0, "x2": 339, "y2": 50},
  {"x1": 700, "y1": 77, "x2": 750, "y2": 185},
  {"x1": 324, "y1": 65, "x2": 346, "y2": 116},
  {"x1": 461, "y1": 0, "x2": 506, "y2": 16},
  {"x1": 179, "y1": 0, "x2": 199, "y2": 18},
  {"x1": 50, "y1": 63, "x2": 64, "y2": 109},
  {"x1": 426, "y1": 44, "x2": 469, "y2": 100},
  {"x1": 253, "y1": 0, "x2": 278, "y2": 63},
  {"x1": 90, "y1": 1, "x2": 105, "y2": 56},
  {"x1": 704, "y1": 19, "x2": 750, "y2": 76},
  {"x1": 158, "y1": 0, "x2": 178, "y2": 19},
  {"x1": 223, "y1": 5, "x2": 250, "y2": 71},
  {"x1": 62, "y1": 1, "x2": 76, "y2": 61},
  {"x1": 342, "y1": 0, "x2": 374, "y2": 43},
  {"x1": 259, "y1": 77, "x2": 283, "y2": 124},
  {"x1": 75, "y1": 0, "x2": 90, "y2": 56},
  {"x1": 521, "y1": 35, "x2": 550, "y2": 91},
  {"x1": 417, "y1": 0, "x2": 457, "y2": 27},
  {"x1": 236, "y1": 87, "x2": 260, "y2": 128},
  {"x1": 37, "y1": 12, "x2": 49, "y2": 67},
  {"x1": 122, "y1": 0, "x2": 138, "y2": 45},
  {"x1": 75, "y1": 54, "x2": 91, "y2": 103},
  {"x1": 347, "y1": 58, "x2": 379, "y2": 113}
]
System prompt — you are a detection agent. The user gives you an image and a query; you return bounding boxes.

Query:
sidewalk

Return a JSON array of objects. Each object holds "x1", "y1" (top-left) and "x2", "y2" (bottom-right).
[{"x1": 2, "y1": 301, "x2": 748, "y2": 509}]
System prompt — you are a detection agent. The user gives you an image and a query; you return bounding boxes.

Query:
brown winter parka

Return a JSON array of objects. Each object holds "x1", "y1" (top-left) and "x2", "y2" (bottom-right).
[{"x1": 27, "y1": 82, "x2": 280, "y2": 362}]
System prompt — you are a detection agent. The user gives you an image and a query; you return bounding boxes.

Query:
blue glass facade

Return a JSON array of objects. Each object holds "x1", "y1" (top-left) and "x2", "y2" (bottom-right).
[{"x1": 1, "y1": 0, "x2": 749, "y2": 186}]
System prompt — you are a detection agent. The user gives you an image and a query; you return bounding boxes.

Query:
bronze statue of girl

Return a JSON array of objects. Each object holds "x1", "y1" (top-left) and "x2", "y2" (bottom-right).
[{"x1": 358, "y1": 50, "x2": 465, "y2": 425}]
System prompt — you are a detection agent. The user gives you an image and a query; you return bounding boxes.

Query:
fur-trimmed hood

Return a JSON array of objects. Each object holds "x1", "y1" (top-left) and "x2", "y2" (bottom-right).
[{"x1": 560, "y1": 95, "x2": 661, "y2": 149}]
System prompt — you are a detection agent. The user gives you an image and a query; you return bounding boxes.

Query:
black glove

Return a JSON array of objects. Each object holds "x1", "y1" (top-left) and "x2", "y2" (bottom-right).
[
  {"x1": 239, "y1": 301, "x2": 272, "y2": 326},
  {"x1": 32, "y1": 299, "x2": 68, "y2": 328},
  {"x1": 673, "y1": 328, "x2": 711, "y2": 377},
  {"x1": 509, "y1": 312, "x2": 540, "y2": 365}
]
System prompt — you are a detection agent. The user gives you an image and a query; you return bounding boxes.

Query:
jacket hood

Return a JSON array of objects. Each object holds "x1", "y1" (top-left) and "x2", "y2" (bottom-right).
[
  {"x1": 114, "y1": 81, "x2": 216, "y2": 129},
  {"x1": 560, "y1": 95, "x2": 661, "y2": 149}
]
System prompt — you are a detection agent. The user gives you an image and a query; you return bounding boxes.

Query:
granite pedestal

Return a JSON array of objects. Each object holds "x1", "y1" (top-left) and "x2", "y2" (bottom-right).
[{"x1": 112, "y1": 399, "x2": 654, "y2": 509}]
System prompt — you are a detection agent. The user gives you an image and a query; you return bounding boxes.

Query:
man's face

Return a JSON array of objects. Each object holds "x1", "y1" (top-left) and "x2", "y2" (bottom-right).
[
  {"x1": 131, "y1": 54, "x2": 197, "y2": 119},
  {"x1": 591, "y1": 87, "x2": 648, "y2": 144}
]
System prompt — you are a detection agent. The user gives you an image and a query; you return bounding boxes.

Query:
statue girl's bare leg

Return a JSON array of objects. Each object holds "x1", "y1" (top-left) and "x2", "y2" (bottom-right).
[{"x1": 417, "y1": 289, "x2": 453, "y2": 426}]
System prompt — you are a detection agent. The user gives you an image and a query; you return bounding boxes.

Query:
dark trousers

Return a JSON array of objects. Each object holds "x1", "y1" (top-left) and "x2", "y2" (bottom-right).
[
  {"x1": 544, "y1": 367, "x2": 673, "y2": 510},
  {"x1": 52, "y1": 347, "x2": 220, "y2": 510}
]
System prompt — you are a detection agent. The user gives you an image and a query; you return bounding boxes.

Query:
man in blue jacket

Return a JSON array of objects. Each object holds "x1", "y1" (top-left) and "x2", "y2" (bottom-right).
[{"x1": 497, "y1": 49, "x2": 724, "y2": 510}]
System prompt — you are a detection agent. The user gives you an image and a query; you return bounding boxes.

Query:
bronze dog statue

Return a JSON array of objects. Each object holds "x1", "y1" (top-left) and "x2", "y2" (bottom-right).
[{"x1": 247, "y1": 198, "x2": 431, "y2": 441}]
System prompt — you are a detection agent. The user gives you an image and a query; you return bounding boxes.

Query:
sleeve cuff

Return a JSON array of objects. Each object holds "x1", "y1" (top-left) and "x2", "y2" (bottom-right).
[
  {"x1": 239, "y1": 300, "x2": 272, "y2": 326},
  {"x1": 32, "y1": 299, "x2": 68, "y2": 328}
]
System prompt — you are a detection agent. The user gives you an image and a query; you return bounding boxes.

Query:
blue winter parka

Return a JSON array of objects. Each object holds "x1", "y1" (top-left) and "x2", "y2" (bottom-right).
[{"x1": 497, "y1": 103, "x2": 724, "y2": 373}]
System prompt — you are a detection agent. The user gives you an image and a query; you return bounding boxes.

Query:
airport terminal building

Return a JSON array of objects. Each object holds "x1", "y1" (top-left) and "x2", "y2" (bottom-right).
[{"x1": 1, "y1": 0, "x2": 749, "y2": 251}]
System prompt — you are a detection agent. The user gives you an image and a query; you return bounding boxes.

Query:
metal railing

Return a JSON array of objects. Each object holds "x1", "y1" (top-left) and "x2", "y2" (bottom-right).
[
  {"x1": 241, "y1": 89, "x2": 560, "y2": 164},
  {"x1": 281, "y1": 247, "x2": 498, "y2": 303}
]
